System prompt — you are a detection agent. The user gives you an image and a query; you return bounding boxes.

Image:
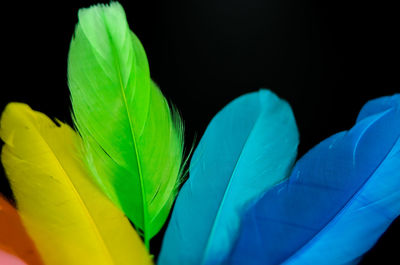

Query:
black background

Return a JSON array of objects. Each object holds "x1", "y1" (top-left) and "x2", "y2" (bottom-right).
[{"x1": 1, "y1": 0, "x2": 399, "y2": 264}]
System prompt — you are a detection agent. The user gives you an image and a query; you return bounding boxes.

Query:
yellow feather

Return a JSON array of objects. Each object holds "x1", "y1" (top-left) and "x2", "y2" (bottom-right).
[{"x1": 0, "y1": 103, "x2": 153, "y2": 265}]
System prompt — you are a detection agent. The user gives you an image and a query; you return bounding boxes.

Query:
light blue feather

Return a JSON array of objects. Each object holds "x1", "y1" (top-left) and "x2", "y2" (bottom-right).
[
  {"x1": 228, "y1": 94, "x2": 400, "y2": 265},
  {"x1": 159, "y1": 89, "x2": 299, "y2": 265}
]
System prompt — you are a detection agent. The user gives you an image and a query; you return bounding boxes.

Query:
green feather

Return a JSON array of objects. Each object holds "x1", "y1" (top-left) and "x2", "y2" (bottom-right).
[{"x1": 67, "y1": 2, "x2": 184, "y2": 249}]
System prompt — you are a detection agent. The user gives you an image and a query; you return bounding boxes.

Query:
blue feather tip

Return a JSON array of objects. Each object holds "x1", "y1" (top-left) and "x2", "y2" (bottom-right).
[{"x1": 229, "y1": 94, "x2": 400, "y2": 265}]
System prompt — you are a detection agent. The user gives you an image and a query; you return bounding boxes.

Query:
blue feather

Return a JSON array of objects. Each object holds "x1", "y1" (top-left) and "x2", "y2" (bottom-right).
[
  {"x1": 228, "y1": 94, "x2": 400, "y2": 265},
  {"x1": 158, "y1": 89, "x2": 299, "y2": 265}
]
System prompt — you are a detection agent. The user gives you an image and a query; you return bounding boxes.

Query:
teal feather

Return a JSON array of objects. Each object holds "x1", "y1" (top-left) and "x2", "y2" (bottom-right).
[{"x1": 159, "y1": 90, "x2": 299, "y2": 264}]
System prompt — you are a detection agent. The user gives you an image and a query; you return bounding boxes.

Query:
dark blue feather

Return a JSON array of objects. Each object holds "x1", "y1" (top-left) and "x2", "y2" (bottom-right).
[{"x1": 228, "y1": 94, "x2": 400, "y2": 265}]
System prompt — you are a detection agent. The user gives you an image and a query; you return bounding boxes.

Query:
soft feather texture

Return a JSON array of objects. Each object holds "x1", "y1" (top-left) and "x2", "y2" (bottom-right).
[
  {"x1": 229, "y1": 94, "x2": 400, "y2": 265},
  {"x1": 68, "y1": 2, "x2": 184, "y2": 248},
  {"x1": 159, "y1": 90, "x2": 299, "y2": 265},
  {"x1": 0, "y1": 196, "x2": 43, "y2": 265},
  {"x1": 0, "y1": 250, "x2": 28, "y2": 265},
  {"x1": 0, "y1": 103, "x2": 153, "y2": 265}
]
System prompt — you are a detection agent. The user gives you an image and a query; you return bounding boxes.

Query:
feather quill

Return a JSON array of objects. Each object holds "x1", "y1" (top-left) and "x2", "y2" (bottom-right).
[
  {"x1": 159, "y1": 90, "x2": 299, "y2": 265},
  {"x1": 0, "y1": 196, "x2": 43, "y2": 265},
  {"x1": 228, "y1": 94, "x2": 400, "y2": 265},
  {"x1": 0, "y1": 103, "x2": 153, "y2": 265},
  {"x1": 68, "y1": 2, "x2": 184, "y2": 248}
]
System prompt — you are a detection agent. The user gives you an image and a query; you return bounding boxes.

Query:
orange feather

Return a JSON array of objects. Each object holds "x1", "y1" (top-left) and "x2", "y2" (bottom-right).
[{"x1": 0, "y1": 196, "x2": 43, "y2": 265}]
